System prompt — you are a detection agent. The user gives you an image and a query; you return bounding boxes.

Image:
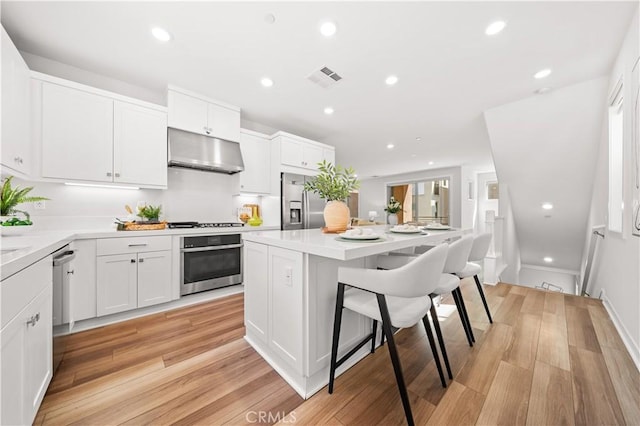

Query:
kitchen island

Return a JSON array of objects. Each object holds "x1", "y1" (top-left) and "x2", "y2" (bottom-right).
[{"x1": 242, "y1": 225, "x2": 468, "y2": 399}]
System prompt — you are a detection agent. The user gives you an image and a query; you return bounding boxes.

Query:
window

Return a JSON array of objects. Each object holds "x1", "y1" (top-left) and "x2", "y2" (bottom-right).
[
  {"x1": 388, "y1": 178, "x2": 450, "y2": 225},
  {"x1": 487, "y1": 182, "x2": 499, "y2": 200},
  {"x1": 608, "y1": 78, "x2": 624, "y2": 233}
]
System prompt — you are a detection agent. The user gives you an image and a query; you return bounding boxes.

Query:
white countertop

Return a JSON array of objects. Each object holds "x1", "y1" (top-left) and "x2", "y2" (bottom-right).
[
  {"x1": 0, "y1": 224, "x2": 278, "y2": 281},
  {"x1": 242, "y1": 225, "x2": 469, "y2": 261}
]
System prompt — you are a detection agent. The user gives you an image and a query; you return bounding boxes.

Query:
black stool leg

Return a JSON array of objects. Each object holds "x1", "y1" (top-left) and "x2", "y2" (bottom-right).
[
  {"x1": 452, "y1": 289, "x2": 473, "y2": 346},
  {"x1": 328, "y1": 283, "x2": 345, "y2": 394},
  {"x1": 474, "y1": 275, "x2": 493, "y2": 323},
  {"x1": 429, "y1": 302, "x2": 453, "y2": 379},
  {"x1": 377, "y1": 294, "x2": 414, "y2": 426},
  {"x1": 422, "y1": 315, "x2": 447, "y2": 388},
  {"x1": 371, "y1": 320, "x2": 378, "y2": 353},
  {"x1": 455, "y1": 288, "x2": 475, "y2": 343}
]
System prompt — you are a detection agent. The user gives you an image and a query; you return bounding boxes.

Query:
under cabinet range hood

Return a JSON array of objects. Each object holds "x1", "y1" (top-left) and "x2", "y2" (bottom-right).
[{"x1": 168, "y1": 128, "x2": 244, "y2": 174}]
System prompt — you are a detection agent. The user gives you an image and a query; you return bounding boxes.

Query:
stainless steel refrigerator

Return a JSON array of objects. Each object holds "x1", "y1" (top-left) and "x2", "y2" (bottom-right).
[{"x1": 281, "y1": 173, "x2": 325, "y2": 230}]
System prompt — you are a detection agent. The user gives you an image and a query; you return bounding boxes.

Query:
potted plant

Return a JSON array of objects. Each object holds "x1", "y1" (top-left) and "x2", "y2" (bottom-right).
[
  {"x1": 1, "y1": 176, "x2": 48, "y2": 232},
  {"x1": 384, "y1": 196, "x2": 402, "y2": 225},
  {"x1": 137, "y1": 204, "x2": 162, "y2": 223},
  {"x1": 304, "y1": 160, "x2": 360, "y2": 232}
]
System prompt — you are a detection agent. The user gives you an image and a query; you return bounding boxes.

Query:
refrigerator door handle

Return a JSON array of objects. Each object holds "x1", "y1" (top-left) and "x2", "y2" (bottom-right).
[{"x1": 303, "y1": 190, "x2": 310, "y2": 228}]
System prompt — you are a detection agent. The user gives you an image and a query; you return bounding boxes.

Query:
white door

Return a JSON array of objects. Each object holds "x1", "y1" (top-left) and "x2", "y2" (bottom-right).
[
  {"x1": 0, "y1": 308, "x2": 28, "y2": 425},
  {"x1": 137, "y1": 251, "x2": 172, "y2": 308},
  {"x1": 239, "y1": 132, "x2": 270, "y2": 194},
  {"x1": 207, "y1": 103, "x2": 241, "y2": 142},
  {"x1": 1, "y1": 27, "x2": 31, "y2": 176},
  {"x1": 113, "y1": 101, "x2": 167, "y2": 187},
  {"x1": 41, "y1": 82, "x2": 114, "y2": 182},
  {"x1": 97, "y1": 254, "x2": 137, "y2": 316},
  {"x1": 243, "y1": 242, "x2": 269, "y2": 344},
  {"x1": 303, "y1": 144, "x2": 324, "y2": 170},
  {"x1": 24, "y1": 287, "x2": 52, "y2": 423},
  {"x1": 280, "y1": 137, "x2": 304, "y2": 168},
  {"x1": 167, "y1": 90, "x2": 208, "y2": 135}
]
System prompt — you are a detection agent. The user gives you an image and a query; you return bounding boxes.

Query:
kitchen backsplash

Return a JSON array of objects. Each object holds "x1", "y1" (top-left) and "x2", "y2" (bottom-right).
[{"x1": 11, "y1": 168, "x2": 280, "y2": 230}]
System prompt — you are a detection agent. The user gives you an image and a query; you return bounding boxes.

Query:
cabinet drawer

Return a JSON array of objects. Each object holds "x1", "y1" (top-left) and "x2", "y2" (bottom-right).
[
  {"x1": 97, "y1": 236, "x2": 171, "y2": 256},
  {"x1": 1, "y1": 256, "x2": 52, "y2": 329}
]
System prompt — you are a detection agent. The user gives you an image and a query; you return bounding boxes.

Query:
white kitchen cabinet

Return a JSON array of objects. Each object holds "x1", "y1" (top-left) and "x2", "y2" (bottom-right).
[
  {"x1": 96, "y1": 236, "x2": 172, "y2": 316},
  {"x1": 243, "y1": 241, "x2": 303, "y2": 373},
  {"x1": 271, "y1": 132, "x2": 335, "y2": 174},
  {"x1": 238, "y1": 129, "x2": 271, "y2": 194},
  {"x1": 1, "y1": 256, "x2": 53, "y2": 425},
  {"x1": 168, "y1": 87, "x2": 241, "y2": 142},
  {"x1": 1, "y1": 26, "x2": 31, "y2": 177},
  {"x1": 35, "y1": 73, "x2": 167, "y2": 188},
  {"x1": 41, "y1": 82, "x2": 114, "y2": 182},
  {"x1": 114, "y1": 101, "x2": 168, "y2": 187},
  {"x1": 69, "y1": 239, "x2": 97, "y2": 323}
]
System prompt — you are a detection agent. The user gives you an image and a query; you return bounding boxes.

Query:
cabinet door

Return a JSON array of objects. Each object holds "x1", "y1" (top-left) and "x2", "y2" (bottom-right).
[
  {"x1": 303, "y1": 144, "x2": 323, "y2": 170},
  {"x1": 207, "y1": 103, "x2": 240, "y2": 142},
  {"x1": 137, "y1": 251, "x2": 172, "y2": 308},
  {"x1": 244, "y1": 242, "x2": 269, "y2": 344},
  {"x1": 97, "y1": 254, "x2": 137, "y2": 316},
  {"x1": 280, "y1": 137, "x2": 304, "y2": 168},
  {"x1": 167, "y1": 90, "x2": 208, "y2": 135},
  {"x1": 268, "y1": 247, "x2": 303, "y2": 373},
  {"x1": 24, "y1": 287, "x2": 52, "y2": 423},
  {"x1": 1, "y1": 27, "x2": 31, "y2": 176},
  {"x1": 1, "y1": 308, "x2": 27, "y2": 425},
  {"x1": 323, "y1": 148, "x2": 335, "y2": 166},
  {"x1": 113, "y1": 101, "x2": 167, "y2": 187},
  {"x1": 239, "y1": 132, "x2": 271, "y2": 194},
  {"x1": 69, "y1": 240, "x2": 97, "y2": 322},
  {"x1": 42, "y1": 82, "x2": 113, "y2": 182}
]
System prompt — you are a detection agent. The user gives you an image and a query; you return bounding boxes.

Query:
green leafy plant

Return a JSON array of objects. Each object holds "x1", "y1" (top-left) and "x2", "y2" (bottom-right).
[
  {"x1": 303, "y1": 160, "x2": 360, "y2": 202},
  {"x1": 137, "y1": 204, "x2": 162, "y2": 221},
  {"x1": 384, "y1": 196, "x2": 402, "y2": 214},
  {"x1": 1, "y1": 176, "x2": 48, "y2": 221}
]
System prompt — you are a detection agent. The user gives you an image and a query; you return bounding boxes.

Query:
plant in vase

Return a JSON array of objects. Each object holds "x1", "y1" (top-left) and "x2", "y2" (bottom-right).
[
  {"x1": 384, "y1": 196, "x2": 402, "y2": 225},
  {"x1": 1, "y1": 176, "x2": 48, "y2": 231},
  {"x1": 304, "y1": 160, "x2": 360, "y2": 232},
  {"x1": 137, "y1": 204, "x2": 162, "y2": 223}
]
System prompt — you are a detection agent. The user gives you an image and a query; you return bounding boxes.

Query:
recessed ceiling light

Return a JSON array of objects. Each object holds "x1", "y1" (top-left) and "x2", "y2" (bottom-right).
[
  {"x1": 485, "y1": 21, "x2": 506, "y2": 36},
  {"x1": 324, "y1": 107, "x2": 334, "y2": 115},
  {"x1": 387, "y1": 144, "x2": 395, "y2": 149},
  {"x1": 542, "y1": 203, "x2": 553, "y2": 210},
  {"x1": 543, "y1": 257, "x2": 553, "y2": 263},
  {"x1": 261, "y1": 77, "x2": 274, "y2": 87},
  {"x1": 428, "y1": 161, "x2": 434, "y2": 165},
  {"x1": 534, "y1": 68, "x2": 552, "y2": 79},
  {"x1": 415, "y1": 137, "x2": 422, "y2": 141},
  {"x1": 264, "y1": 13, "x2": 276, "y2": 24},
  {"x1": 320, "y1": 21, "x2": 337, "y2": 37},
  {"x1": 385, "y1": 75, "x2": 399, "y2": 86},
  {"x1": 151, "y1": 27, "x2": 171, "y2": 42}
]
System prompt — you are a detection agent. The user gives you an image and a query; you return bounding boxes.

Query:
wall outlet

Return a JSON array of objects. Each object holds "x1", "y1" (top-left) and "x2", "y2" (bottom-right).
[{"x1": 34, "y1": 200, "x2": 46, "y2": 210}]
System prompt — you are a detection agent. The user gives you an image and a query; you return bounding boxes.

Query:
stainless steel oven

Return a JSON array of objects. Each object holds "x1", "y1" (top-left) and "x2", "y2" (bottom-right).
[{"x1": 180, "y1": 234, "x2": 243, "y2": 296}]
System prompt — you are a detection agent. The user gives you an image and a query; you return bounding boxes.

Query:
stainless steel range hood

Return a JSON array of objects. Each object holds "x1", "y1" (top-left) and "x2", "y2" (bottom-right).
[{"x1": 168, "y1": 128, "x2": 244, "y2": 174}]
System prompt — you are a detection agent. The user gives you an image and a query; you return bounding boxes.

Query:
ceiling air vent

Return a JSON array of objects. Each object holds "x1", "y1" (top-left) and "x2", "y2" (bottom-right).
[{"x1": 307, "y1": 66, "x2": 343, "y2": 88}]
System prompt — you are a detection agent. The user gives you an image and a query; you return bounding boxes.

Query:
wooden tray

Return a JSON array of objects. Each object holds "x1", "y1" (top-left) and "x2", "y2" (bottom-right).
[
  {"x1": 321, "y1": 226, "x2": 348, "y2": 234},
  {"x1": 119, "y1": 221, "x2": 167, "y2": 231}
]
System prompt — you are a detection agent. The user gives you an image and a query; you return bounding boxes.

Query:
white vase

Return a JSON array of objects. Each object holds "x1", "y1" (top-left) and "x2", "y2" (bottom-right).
[{"x1": 387, "y1": 213, "x2": 398, "y2": 226}]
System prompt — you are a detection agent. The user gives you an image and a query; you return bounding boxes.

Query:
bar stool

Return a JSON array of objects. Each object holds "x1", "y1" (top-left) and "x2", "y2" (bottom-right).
[
  {"x1": 328, "y1": 244, "x2": 448, "y2": 426},
  {"x1": 456, "y1": 233, "x2": 493, "y2": 323}
]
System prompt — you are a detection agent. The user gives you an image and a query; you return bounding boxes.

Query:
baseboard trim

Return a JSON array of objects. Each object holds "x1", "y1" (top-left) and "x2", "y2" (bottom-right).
[{"x1": 601, "y1": 291, "x2": 640, "y2": 371}]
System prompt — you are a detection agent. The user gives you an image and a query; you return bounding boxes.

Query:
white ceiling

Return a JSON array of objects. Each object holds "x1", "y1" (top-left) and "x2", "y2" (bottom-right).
[{"x1": 1, "y1": 1, "x2": 636, "y2": 179}]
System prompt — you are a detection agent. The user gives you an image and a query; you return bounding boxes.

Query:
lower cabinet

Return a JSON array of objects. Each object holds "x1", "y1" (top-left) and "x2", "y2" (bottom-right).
[
  {"x1": 96, "y1": 236, "x2": 172, "y2": 317},
  {"x1": 1, "y1": 257, "x2": 53, "y2": 425}
]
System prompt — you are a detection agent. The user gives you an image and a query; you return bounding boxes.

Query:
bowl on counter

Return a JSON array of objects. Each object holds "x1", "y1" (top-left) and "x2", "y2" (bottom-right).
[{"x1": 0, "y1": 224, "x2": 34, "y2": 236}]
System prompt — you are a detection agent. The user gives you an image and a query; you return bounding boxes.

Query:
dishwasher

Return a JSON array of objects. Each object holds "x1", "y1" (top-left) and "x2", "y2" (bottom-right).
[{"x1": 52, "y1": 246, "x2": 75, "y2": 375}]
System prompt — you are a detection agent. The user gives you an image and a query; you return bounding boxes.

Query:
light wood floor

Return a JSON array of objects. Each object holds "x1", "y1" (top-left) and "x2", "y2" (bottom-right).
[{"x1": 36, "y1": 280, "x2": 640, "y2": 425}]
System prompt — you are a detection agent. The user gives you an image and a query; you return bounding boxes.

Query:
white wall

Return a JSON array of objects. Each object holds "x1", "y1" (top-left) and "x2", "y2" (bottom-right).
[
  {"x1": 358, "y1": 166, "x2": 464, "y2": 227},
  {"x1": 519, "y1": 265, "x2": 577, "y2": 294},
  {"x1": 582, "y1": 10, "x2": 640, "y2": 367},
  {"x1": 498, "y1": 184, "x2": 521, "y2": 284}
]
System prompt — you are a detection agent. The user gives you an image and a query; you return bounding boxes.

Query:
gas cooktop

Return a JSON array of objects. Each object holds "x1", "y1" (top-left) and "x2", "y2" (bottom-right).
[{"x1": 167, "y1": 222, "x2": 245, "y2": 229}]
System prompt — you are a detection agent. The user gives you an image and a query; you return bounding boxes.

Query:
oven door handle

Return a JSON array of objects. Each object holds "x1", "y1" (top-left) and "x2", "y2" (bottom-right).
[{"x1": 181, "y1": 243, "x2": 243, "y2": 253}]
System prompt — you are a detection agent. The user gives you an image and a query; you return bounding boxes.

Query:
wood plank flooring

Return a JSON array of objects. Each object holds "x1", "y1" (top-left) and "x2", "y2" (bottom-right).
[{"x1": 36, "y1": 281, "x2": 639, "y2": 425}]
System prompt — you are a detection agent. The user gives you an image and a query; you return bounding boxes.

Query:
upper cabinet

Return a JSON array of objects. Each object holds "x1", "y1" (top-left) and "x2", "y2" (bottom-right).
[
  {"x1": 167, "y1": 87, "x2": 241, "y2": 142},
  {"x1": 33, "y1": 73, "x2": 168, "y2": 188},
  {"x1": 271, "y1": 132, "x2": 335, "y2": 174},
  {"x1": 1, "y1": 27, "x2": 31, "y2": 177},
  {"x1": 238, "y1": 129, "x2": 272, "y2": 195}
]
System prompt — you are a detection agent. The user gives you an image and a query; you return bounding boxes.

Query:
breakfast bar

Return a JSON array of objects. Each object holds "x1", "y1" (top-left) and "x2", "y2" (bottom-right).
[{"x1": 241, "y1": 225, "x2": 468, "y2": 399}]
